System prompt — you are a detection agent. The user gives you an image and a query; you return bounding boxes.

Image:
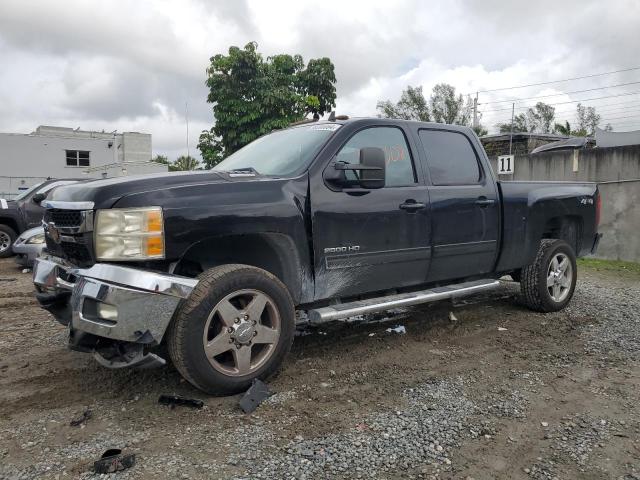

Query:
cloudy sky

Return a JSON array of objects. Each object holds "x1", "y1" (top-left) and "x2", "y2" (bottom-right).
[{"x1": 1, "y1": 0, "x2": 639, "y2": 160}]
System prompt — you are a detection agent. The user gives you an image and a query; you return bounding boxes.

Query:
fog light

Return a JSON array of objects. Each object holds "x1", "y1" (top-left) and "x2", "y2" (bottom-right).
[{"x1": 96, "y1": 303, "x2": 118, "y2": 321}]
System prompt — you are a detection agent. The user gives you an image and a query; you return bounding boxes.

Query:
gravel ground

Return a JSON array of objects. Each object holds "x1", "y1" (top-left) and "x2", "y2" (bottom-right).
[{"x1": 0, "y1": 258, "x2": 639, "y2": 479}]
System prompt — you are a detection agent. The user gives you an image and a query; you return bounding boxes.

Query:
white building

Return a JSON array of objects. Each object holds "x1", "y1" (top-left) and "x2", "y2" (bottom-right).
[{"x1": 0, "y1": 126, "x2": 168, "y2": 198}]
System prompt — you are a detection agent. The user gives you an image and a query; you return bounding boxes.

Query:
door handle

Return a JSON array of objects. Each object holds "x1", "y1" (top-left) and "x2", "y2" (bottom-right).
[
  {"x1": 475, "y1": 197, "x2": 495, "y2": 207},
  {"x1": 399, "y1": 200, "x2": 426, "y2": 211}
]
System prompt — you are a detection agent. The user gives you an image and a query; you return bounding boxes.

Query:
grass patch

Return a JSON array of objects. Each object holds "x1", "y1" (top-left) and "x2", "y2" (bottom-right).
[{"x1": 578, "y1": 257, "x2": 640, "y2": 278}]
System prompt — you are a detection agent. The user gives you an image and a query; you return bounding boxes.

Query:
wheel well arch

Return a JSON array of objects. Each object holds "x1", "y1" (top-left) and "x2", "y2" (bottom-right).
[
  {"x1": 540, "y1": 215, "x2": 582, "y2": 253},
  {"x1": 0, "y1": 218, "x2": 19, "y2": 234},
  {"x1": 173, "y1": 233, "x2": 304, "y2": 304}
]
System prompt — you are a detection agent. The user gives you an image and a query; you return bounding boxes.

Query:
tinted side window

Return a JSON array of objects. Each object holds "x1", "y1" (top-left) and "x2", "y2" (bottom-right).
[
  {"x1": 419, "y1": 130, "x2": 481, "y2": 185},
  {"x1": 335, "y1": 127, "x2": 416, "y2": 187}
]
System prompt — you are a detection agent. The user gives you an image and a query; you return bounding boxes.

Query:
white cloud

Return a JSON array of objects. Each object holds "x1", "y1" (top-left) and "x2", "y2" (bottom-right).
[{"x1": 0, "y1": 0, "x2": 639, "y2": 159}]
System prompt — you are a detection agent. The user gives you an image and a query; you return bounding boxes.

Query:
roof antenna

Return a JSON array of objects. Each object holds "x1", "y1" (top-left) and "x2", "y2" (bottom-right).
[{"x1": 327, "y1": 111, "x2": 336, "y2": 122}]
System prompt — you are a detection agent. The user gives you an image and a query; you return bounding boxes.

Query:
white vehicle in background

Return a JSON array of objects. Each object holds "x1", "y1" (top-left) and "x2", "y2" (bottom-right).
[{"x1": 12, "y1": 226, "x2": 45, "y2": 268}]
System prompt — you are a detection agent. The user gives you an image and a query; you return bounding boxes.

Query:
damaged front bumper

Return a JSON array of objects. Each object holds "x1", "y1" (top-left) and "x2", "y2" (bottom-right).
[{"x1": 33, "y1": 255, "x2": 198, "y2": 368}]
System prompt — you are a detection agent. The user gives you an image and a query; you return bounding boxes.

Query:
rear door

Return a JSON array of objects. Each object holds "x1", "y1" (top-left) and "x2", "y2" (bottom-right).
[
  {"x1": 416, "y1": 128, "x2": 499, "y2": 282},
  {"x1": 310, "y1": 124, "x2": 431, "y2": 300}
]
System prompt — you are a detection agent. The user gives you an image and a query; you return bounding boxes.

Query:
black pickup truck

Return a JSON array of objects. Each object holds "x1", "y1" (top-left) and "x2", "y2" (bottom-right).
[
  {"x1": 33, "y1": 118, "x2": 601, "y2": 394},
  {"x1": 0, "y1": 178, "x2": 82, "y2": 257}
]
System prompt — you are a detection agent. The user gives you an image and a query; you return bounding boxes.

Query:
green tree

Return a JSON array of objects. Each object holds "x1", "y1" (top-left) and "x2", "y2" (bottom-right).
[
  {"x1": 497, "y1": 113, "x2": 529, "y2": 133},
  {"x1": 472, "y1": 125, "x2": 488, "y2": 137},
  {"x1": 496, "y1": 102, "x2": 555, "y2": 134},
  {"x1": 553, "y1": 120, "x2": 572, "y2": 136},
  {"x1": 197, "y1": 130, "x2": 225, "y2": 169},
  {"x1": 576, "y1": 103, "x2": 601, "y2": 135},
  {"x1": 526, "y1": 102, "x2": 555, "y2": 133},
  {"x1": 429, "y1": 83, "x2": 472, "y2": 125},
  {"x1": 199, "y1": 42, "x2": 337, "y2": 165},
  {"x1": 172, "y1": 155, "x2": 200, "y2": 171},
  {"x1": 152, "y1": 154, "x2": 170, "y2": 165},
  {"x1": 376, "y1": 85, "x2": 431, "y2": 121}
]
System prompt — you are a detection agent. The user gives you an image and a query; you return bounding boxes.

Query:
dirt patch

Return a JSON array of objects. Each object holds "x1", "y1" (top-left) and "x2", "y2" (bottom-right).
[{"x1": 0, "y1": 258, "x2": 638, "y2": 479}]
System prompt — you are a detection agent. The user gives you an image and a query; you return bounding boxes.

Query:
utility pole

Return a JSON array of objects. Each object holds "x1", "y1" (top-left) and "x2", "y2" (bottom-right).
[
  {"x1": 473, "y1": 92, "x2": 479, "y2": 129},
  {"x1": 509, "y1": 102, "x2": 515, "y2": 155},
  {"x1": 185, "y1": 102, "x2": 190, "y2": 159}
]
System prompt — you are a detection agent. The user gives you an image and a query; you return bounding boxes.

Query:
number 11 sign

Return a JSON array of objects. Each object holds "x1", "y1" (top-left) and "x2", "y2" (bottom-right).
[{"x1": 497, "y1": 155, "x2": 515, "y2": 175}]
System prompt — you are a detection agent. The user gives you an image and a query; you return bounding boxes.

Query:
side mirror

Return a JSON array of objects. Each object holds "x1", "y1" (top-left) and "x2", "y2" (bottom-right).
[
  {"x1": 327, "y1": 147, "x2": 386, "y2": 190},
  {"x1": 32, "y1": 193, "x2": 46, "y2": 204},
  {"x1": 358, "y1": 147, "x2": 386, "y2": 189}
]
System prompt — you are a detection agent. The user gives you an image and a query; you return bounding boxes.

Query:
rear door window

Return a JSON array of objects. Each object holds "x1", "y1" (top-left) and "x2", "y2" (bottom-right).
[{"x1": 418, "y1": 130, "x2": 481, "y2": 185}]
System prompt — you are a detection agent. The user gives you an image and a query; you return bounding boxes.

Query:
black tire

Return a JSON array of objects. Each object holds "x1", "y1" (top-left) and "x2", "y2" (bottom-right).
[
  {"x1": 0, "y1": 224, "x2": 17, "y2": 258},
  {"x1": 510, "y1": 270, "x2": 521, "y2": 283},
  {"x1": 167, "y1": 264, "x2": 295, "y2": 395},
  {"x1": 520, "y1": 239, "x2": 577, "y2": 312}
]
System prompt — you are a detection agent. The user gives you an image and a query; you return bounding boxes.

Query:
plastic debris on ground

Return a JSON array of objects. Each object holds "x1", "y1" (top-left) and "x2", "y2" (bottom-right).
[
  {"x1": 239, "y1": 379, "x2": 273, "y2": 414},
  {"x1": 449, "y1": 312, "x2": 458, "y2": 322},
  {"x1": 69, "y1": 409, "x2": 92, "y2": 427},
  {"x1": 158, "y1": 394, "x2": 204, "y2": 409},
  {"x1": 386, "y1": 325, "x2": 406, "y2": 334},
  {"x1": 498, "y1": 327, "x2": 508, "y2": 331},
  {"x1": 93, "y1": 449, "x2": 136, "y2": 474}
]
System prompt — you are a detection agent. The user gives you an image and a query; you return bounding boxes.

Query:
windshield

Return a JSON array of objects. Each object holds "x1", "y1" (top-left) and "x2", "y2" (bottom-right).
[
  {"x1": 213, "y1": 124, "x2": 341, "y2": 176},
  {"x1": 14, "y1": 182, "x2": 44, "y2": 201},
  {"x1": 36, "y1": 180, "x2": 78, "y2": 195}
]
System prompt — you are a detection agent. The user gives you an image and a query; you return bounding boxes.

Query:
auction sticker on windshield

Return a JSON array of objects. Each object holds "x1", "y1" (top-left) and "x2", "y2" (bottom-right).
[{"x1": 309, "y1": 124, "x2": 342, "y2": 131}]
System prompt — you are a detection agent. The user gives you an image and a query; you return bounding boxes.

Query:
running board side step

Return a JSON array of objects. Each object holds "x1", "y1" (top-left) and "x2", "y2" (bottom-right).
[{"x1": 307, "y1": 279, "x2": 500, "y2": 324}]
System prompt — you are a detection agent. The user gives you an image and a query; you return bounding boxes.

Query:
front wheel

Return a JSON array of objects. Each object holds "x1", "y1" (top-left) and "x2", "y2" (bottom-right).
[
  {"x1": 520, "y1": 239, "x2": 577, "y2": 312},
  {"x1": 0, "y1": 224, "x2": 17, "y2": 258},
  {"x1": 167, "y1": 264, "x2": 295, "y2": 395}
]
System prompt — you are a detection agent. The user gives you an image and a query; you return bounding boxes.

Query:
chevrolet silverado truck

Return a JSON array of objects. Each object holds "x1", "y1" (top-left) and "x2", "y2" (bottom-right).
[{"x1": 33, "y1": 118, "x2": 601, "y2": 394}]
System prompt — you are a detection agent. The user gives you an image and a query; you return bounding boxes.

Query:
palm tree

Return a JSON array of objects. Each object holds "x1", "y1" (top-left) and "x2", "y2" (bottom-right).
[
  {"x1": 172, "y1": 155, "x2": 200, "y2": 171},
  {"x1": 554, "y1": 121, "x2": 572, "y2": 136}
]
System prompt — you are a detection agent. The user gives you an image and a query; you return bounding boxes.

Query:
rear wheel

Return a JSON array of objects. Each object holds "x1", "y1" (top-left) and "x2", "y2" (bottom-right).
[
  {"x1": 520, "y1": 239, "x2": 577, "y2": 312},
  {"x1": 167, "y1": 264, "x2": 295, "y2": 395},
  {"x1": 0, "y1": 225, "x2": 17, "y2": 258}
]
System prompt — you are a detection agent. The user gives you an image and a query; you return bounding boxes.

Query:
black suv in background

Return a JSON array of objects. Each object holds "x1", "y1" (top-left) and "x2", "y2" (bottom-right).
[{"x1": 0, "y1": 179, "x2": 83, "y2": 257}]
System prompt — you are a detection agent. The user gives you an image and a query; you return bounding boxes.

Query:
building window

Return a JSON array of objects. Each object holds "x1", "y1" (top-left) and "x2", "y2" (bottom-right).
[{"x1": 66, "y1": 150, "x2": 90, "y2": 167}]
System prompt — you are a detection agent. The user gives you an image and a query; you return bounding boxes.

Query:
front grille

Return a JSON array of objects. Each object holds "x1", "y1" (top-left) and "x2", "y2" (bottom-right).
[
  {"x1": 44, "y1": 208, "x2": 95, "y2": 266},
  {"x1": 46, "y1": 209, "x2": 84, "y2": 228},
  {"x1": 60, "y1": 241, "x2": 93, "y2": 263},
  {"x1": 45, "y1": 235, "x2": 94, "y2": 266}
]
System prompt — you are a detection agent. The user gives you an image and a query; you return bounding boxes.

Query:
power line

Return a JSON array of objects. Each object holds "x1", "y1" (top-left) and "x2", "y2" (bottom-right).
[
  {"x1": 470, "y1": 66, "x2": 640, "y2": 94},
  {"x1": 478, "y1": 81, "x2": 640, "y2": 106},
  {"x1": 486, "y1": 107, "x2": 640, "y2": 126},
  {"x1": 480, "y1": 90, "x2": 640, "y2": 113},
  {"x1": 485, "y1": 98, "x2": 640, "y2": 115}
]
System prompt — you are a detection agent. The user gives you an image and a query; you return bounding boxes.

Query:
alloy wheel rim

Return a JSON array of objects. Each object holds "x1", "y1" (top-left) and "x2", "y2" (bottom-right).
[
  {"x1": 547, "y1": 253, "x2": 573, "y2": 302},
  {"x1": 202, "y1": 289, "x2": 280, "y2": 377},
  {"x1": 0, "y1": 232, "x2": 10, "y2": 252}
]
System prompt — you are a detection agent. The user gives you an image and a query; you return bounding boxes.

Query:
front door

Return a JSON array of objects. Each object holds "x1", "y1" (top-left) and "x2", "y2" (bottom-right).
[
  {"x1": 416, "y1": 128, "x2": 500, "y2": 282},
  {"x1": 310, "y1": 125, "x2": 431, "y2": 301}
]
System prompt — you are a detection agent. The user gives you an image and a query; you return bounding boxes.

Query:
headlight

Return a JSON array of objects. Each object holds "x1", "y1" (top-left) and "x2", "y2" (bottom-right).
[
  {"x1": 95, "y1": 207, "x2": 164, "y2": 261},
  {"x1": 26, "y1": 233, "x2": 45, "y2": 244}
]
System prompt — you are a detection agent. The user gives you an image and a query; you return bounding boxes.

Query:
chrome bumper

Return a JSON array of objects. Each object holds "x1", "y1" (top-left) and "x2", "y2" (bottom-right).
[{"x1": 33, "y1": 256, "x2": 198, "y2": 345}]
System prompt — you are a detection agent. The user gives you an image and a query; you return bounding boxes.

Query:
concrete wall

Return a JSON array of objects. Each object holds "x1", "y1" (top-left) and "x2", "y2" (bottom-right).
[
  {"x1": 596, "y1": 181, "x2": 640, "y2": 263},
  {"x1": 488, "y1": 145, "x2": 640, "y2": 263},
  {"x1": 0, "y1": 128, "x2": 165, "y2": 198}
]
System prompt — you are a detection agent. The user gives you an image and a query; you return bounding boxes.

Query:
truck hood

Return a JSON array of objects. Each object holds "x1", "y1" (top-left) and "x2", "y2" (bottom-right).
[{"x1": 47, "y1": 170, "x2": 236, "y2": 209}]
